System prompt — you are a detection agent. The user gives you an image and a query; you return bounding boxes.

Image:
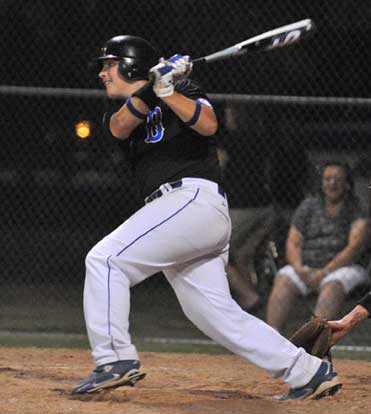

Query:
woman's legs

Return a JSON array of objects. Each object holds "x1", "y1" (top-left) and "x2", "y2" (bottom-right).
[{"x1": 266, "y1": 275, "x2": 302, "y2": 333}]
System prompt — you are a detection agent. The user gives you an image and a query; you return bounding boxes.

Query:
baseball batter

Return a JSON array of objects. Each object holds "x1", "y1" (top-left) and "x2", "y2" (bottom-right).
[{"x1": 71, "y1": 35, "x2": 341, "y2": 400}]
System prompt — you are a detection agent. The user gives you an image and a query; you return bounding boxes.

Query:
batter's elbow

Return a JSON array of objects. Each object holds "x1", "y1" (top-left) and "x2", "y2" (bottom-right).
[
  {"x1": 109, "y1": 116, "x2": 131, "y2": 140},
  {"x1": 207, "y1": 120, "x2": 218, "y2": 136},
  {"x1": 110, "y1": 128, "x2": 130, "y2": 140},
  {"x1": 198, "y1": 119, "x2": 218, "y2": 136}
]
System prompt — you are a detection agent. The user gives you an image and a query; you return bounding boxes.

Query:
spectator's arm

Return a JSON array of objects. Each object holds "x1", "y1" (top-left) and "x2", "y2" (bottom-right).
[
  {"x1": 286, "y1": 224, "x2": 305, "y2": 273},
  {"x1": 320, "y1": 218, "x2": 369, "y2": 277}
]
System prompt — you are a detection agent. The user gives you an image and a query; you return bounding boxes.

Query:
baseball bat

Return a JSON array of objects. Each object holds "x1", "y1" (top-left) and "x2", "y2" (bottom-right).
[{"x1": 193, "y1": 18, "x2": 315, "y2": 64}]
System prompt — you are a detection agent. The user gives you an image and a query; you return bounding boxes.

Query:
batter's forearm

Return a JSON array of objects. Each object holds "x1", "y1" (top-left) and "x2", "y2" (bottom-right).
[
  {"x1": 161, "y1": 92, "x2": 217, "y2": 136},
  {"x1": 110, "y1": 98, "x2": 147, "y2": 139}
]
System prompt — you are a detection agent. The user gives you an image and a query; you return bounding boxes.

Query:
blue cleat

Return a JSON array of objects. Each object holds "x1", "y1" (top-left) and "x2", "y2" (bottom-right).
[
  {"x1": 71, "y1": 360, "x2": 146, "y2": 395},
  {"x1": 274, "y1": 360, "x2": 342, "y2": 400}
]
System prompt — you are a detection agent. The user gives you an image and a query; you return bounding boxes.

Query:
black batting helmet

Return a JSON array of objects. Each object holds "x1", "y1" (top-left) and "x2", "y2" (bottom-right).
[{"x1": 96, "y1": 35, "x2": 158, "y2": 81}]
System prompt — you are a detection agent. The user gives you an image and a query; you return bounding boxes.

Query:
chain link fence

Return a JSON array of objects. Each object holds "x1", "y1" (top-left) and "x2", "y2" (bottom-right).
[{"x1": 1, "y1": 1, "x2": 370, "y2": 346}]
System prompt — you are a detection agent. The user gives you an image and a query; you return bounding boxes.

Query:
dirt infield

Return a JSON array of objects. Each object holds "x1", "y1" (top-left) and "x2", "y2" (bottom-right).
[{"x1": 0, "y1": 348, "x2": 370, "y2": 414}]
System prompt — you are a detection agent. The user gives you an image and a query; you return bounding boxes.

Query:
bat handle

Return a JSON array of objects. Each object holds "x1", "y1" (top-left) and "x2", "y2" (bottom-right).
[
  {"x1": 148, "y1": 56, "x2": 204, "y2": 80},
  {"x1": 192, "y1": 57, "x2": 206, "y2": 65}
]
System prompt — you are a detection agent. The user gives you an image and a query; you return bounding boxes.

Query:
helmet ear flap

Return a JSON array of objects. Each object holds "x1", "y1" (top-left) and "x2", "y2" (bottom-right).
[
  {"x1": 118, "y1": 58, "x2": 141, "y2": 81},
  {"x1": 118, "y1": 60, "x2": 129, "y2": 80}
]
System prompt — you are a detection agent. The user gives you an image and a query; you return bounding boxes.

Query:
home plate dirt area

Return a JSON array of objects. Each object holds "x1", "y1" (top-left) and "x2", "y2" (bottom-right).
[{"x1": 0, "y1": 348, "x2": 370, "y2": 414}]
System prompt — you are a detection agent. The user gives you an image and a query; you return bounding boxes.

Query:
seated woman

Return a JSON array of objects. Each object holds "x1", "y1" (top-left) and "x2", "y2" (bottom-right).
[{"x1": 266, "y1": 160, "x2": 369, "y2": 333}]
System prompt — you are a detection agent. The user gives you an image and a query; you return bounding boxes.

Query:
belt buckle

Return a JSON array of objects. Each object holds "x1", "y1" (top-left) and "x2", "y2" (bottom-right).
[
  {"x1": 159, "y1": 183, "x2": 172, "y2": 193},
  {"x1": 145, "y1": 180, "x2": 183, "y2": 204}
]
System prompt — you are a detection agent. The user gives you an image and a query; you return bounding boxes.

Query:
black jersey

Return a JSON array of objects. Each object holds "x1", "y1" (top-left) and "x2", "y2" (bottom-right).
[{"x1": 126, "y1": 79, "x2": 220, "y2": 197}]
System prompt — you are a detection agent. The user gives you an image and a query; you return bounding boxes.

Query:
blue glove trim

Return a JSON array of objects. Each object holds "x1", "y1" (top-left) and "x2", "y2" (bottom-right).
[
  {"x1": 158, "y1": 65, "x2": 174, "y2": 76},
  {"x1": 126, "y1": 97, "x2": 147, "y2": 120},
  {"x1": 184, "y1": 100, "x2": 202, "y2": 127},
  {"x1": 168, "y1": 54, "x2": 183, "y2": 63}
]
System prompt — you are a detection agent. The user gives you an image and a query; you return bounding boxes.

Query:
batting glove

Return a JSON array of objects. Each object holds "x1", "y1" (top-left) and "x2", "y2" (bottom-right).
[
  {"x1": 167, "y1": 54, "x2": 193, "y2": 80},
  {"x1": 150, "y1": 58, "x2": 176, "y2": 97},
  {"x1": 150, "y1": 55, "x2": 193, "y2": 98}
]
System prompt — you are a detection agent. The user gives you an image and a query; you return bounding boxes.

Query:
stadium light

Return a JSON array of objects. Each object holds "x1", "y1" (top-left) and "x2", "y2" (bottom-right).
[{"x1": 75, "y1": 120, "x2": 91, "y2": 139}]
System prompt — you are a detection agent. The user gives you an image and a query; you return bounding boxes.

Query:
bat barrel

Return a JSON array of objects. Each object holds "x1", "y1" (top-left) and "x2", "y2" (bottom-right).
[
  {"x1": 150, "y1": 19, "x2": 315, "y2": 75},
  {"x1": 193, "y1": 18, "x2": 315, "y2": 64}
]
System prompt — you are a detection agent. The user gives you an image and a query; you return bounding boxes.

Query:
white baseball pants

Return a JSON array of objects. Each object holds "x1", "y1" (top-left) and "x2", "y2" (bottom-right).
[{"x1": 83, "y1": 178, "x2": 321, "y2": 388}]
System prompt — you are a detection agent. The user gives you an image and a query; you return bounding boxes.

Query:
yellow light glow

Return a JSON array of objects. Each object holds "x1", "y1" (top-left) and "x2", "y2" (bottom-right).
[{"x1": 75, "y1": 120, "x2": 91, "y2": 139}]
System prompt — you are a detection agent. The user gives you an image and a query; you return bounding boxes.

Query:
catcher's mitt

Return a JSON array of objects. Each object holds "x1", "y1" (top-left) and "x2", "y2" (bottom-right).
[{"x1": 289, "y1": 317, "x2": 332, "y2": 359}]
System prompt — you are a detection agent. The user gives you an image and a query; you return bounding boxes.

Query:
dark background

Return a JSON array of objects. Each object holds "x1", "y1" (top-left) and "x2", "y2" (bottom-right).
[
  {"x1": 1, "y1": 0, "x2": 369, "y2": 96},
  {"x1": 0, "y1": 0, "x2": 370, "y2": 339}
]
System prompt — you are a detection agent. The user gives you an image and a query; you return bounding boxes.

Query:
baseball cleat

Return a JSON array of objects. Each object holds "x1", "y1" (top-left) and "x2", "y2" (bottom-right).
[
  {"x1": 71, "y1": 360, "x2": 146, "y2": 395},
  {"x1": 273, "y1": 360, "x2": 342, "y2": 401}
]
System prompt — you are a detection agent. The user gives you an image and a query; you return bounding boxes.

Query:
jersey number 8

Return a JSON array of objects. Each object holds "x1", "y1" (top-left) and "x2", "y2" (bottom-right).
[{"x1": 145, "y1": 107, "x2": 164, "y2": 143}]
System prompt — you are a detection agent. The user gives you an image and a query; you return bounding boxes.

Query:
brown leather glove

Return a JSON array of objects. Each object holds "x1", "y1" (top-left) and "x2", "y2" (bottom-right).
[{"x1": 290, "y1": 317, "x2": 332, "y2": 359}]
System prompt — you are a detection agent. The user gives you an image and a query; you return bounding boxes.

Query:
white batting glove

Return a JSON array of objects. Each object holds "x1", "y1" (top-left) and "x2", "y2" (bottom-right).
[
  {"x1": 150, "y1": 55, "x2": 193, "y2": 98},
  {"x1": 167, "y1": 54, "x2": 193, "y2": 80},
  {"x1": 150, "y1": 58, "x2": 176, "y2": 97}
]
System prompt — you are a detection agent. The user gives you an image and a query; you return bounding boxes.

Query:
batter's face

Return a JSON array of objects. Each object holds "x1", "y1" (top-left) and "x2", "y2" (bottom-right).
[
  {"x1": 99, "y1": 59, "x2": 134, "y2": 98},
  {"x1": 321, "y1": 165, "x2": 349, "y2": 203}
]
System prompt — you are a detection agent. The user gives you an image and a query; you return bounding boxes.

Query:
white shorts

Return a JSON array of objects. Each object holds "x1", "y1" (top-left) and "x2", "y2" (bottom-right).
[{"x1": 276, "y1": 264, "x2": 369, "y2": 296}]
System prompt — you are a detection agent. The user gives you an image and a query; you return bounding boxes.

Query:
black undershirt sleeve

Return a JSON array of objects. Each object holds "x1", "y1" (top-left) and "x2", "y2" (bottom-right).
[{"x1": 358, "y1": 291, "x2": 371, "y2": 317}]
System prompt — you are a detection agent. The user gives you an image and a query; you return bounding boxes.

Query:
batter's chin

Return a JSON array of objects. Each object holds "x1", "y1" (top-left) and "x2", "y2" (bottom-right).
[{"x1": 106, "y1": 90, "x2": 124, "y2": 99}]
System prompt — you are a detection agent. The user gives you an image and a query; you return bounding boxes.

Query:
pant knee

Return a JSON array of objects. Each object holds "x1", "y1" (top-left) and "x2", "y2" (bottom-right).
[
  {"x1": 84, "y1": 241, "x2": 116, "y2": 276},
  {"x1": 85, "y1": 246, "x2": 103, "y2": 268}
]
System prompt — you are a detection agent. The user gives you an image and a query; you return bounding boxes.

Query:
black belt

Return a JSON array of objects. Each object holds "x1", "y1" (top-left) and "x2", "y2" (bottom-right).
[{"x1": 145, "y1": 180, "x2": 226, "y2": 203}]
